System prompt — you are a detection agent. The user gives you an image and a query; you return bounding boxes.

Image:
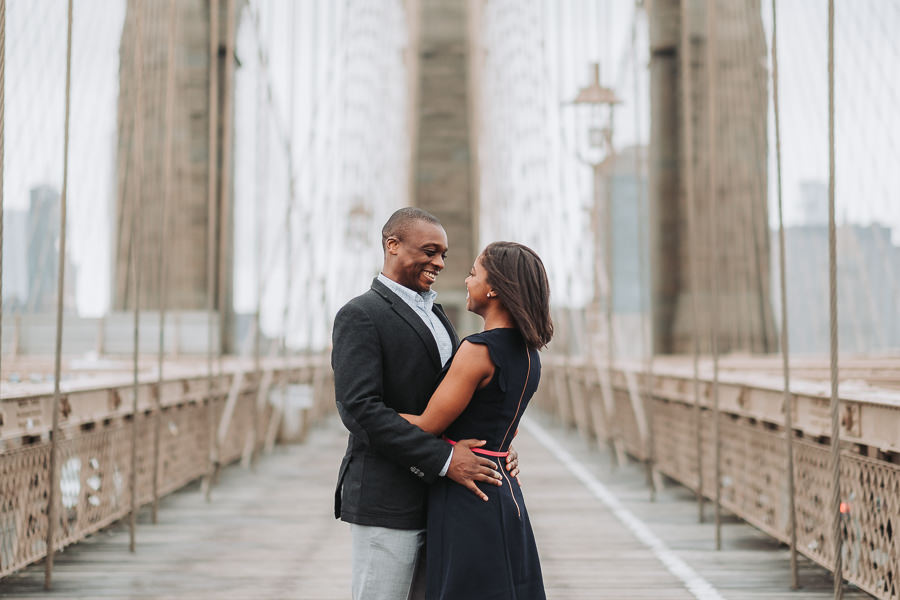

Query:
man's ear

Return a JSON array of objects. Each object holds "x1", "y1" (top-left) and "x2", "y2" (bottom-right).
[
  {"x1": 384, "y1": 236, "x2": 400, "y2": 254},
  {"x1": 385, "y1": 236, "x2": 400, "y2": 255}
]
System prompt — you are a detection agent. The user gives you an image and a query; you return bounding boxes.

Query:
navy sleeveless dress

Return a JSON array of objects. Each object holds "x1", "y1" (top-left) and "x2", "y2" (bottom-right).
[{"x1": 426, "y1": 328, "x2": 546, "y2": 600}]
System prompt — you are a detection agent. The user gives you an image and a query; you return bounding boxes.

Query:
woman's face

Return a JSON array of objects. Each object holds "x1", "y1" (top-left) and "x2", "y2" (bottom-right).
[{"x1": 464, "y1": 255, "x2": 492, "y2": 314}]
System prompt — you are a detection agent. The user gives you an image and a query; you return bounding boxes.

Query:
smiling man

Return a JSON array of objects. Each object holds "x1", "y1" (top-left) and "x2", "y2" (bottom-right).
[{"x1": 332, "y1": 207, "x2": 514, "y2": 600}]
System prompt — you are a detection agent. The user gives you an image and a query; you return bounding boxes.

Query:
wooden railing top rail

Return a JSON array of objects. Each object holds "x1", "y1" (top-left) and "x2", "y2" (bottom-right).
[
  {"x1": 543, "y1": 354, "x2": 900, "y2": 455},
  {"x1": 0, "y1": 354, "x2": 331, "y2": 444}
]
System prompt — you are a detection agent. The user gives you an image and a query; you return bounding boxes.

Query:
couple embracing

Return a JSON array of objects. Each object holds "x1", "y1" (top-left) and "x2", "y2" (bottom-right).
[{"x1": 332, "y1": 207, "x2": 552, "y2": 600}]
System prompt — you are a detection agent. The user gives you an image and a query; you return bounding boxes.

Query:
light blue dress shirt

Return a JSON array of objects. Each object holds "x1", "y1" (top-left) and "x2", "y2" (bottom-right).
[
  {"x1": 377, "y1": 273, "x2": 454, "y2": 476},
  {"x1": 377, "y1": 273, "x2": 453, "y2": 366}
]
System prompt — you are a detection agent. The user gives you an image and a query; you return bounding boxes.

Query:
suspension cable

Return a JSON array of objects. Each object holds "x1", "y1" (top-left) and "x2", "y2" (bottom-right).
[
  {"x1": 827, "y1": 0, "x2": 843, "y2": 597},
  {"x1": 705, "y1": 0, "x2": 723, "y2": 552},
  {"x1": 281, "y1": 0, "x2": 299, "y2": 450},
  {"x1": 152, "y1": 0, "x2": 179, "y2": 524},
  {"x1": 44, "y1": 0, "x2": 74, "y2": 589},
  {"x1": 681, "y1": 0, "x2": 704, "y2": 522},
  {"x1": 203, "y1": 0, "x2": 220, "y2": 503},
  {"x1": 128, "y1": 0, "x2": 146, "y2": 555},
  {"x1": 634, "y1": 0, "x2": 657, "y2": 500},
  {"x1": 218, "y1": 0, "x2": 236, "y2": 369},
  {"x1": 770, "y1": 0, "x2": 798, "y2": 588},
  {"x1": 251, "y1": 2, "x2": 269, "y2": 465},
  {"x1": 0, "y1": 0, "x2": 5, "y2": 387}
]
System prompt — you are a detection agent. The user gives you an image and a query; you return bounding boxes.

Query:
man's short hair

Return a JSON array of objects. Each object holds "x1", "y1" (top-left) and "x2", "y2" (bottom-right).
[{"x1": 381, "y1": 207, "x2": 442, "y2": 250}]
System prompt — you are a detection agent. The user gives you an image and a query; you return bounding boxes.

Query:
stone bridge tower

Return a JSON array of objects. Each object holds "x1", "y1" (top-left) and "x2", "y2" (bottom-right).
[
  {"x1": 113, "y1": 0, "x2": 236, "y2": 350},
  {"x1": 649, "y1": 0, "x2": 777, "y2": 354}
]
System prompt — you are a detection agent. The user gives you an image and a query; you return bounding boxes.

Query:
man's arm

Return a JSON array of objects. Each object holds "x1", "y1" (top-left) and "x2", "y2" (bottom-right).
[{"x1": 332, "y1": 303, "x2": 500, "y2": 490}]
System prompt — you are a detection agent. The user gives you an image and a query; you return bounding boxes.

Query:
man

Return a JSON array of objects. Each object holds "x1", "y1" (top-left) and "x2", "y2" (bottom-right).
[{"x1": 332, "y1": 207, "x2": 518, "y2": 599}]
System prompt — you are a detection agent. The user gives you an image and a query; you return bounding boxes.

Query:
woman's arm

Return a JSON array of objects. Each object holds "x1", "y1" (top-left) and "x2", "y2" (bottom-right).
[{"x1": 400, "y1": 341, "x2": 494, "y2": 435}]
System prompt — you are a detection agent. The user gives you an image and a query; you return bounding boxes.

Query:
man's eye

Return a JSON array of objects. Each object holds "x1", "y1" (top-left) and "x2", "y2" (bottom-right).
[
  {"x1": 423, "y1": 250, "x2": 435, "y2": 257},
  {"x1": 441, "y1": 253, "x2": 448, "y2": 260}
]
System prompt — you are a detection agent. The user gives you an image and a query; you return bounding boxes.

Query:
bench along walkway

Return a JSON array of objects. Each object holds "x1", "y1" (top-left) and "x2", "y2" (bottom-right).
[{"x1": 0, "y1": 414, "x2": 872, "y2": 599}]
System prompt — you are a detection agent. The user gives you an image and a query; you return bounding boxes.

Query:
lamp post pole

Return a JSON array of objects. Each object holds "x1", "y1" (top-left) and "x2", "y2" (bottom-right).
[{"x1": 570, "y1": 62, "x2": 621, "y2": 462}]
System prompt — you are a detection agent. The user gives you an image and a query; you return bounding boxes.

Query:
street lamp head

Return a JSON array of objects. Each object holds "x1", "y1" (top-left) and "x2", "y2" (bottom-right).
[
  {"x1": 566, "y1": 62, "x2": 622, "y2": 167},
  {"x1": 573, "y1": 63, "x2": 622, "y2": 107}
]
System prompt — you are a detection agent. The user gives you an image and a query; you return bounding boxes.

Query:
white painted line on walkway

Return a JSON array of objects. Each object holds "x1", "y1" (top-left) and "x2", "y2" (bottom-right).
[{"x1": 522, "y1": 418, "x2": 726, "y2": 600}]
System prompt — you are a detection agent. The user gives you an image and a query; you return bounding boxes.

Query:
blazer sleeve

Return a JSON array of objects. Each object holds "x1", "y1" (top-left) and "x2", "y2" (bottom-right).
[{"x1": 331, "y1": 302, "x2": 451, "y2": 483}]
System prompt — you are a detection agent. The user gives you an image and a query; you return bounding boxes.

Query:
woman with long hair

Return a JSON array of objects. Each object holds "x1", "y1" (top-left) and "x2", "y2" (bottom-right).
[{"x1": 402, "y1": 241, "x2": 553, "y2": 599}]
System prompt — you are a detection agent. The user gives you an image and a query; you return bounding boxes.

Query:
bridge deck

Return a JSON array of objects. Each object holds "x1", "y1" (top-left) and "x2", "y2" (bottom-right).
[{"x1": 0, "y1": 414, "x2": 872, "y2": 599}]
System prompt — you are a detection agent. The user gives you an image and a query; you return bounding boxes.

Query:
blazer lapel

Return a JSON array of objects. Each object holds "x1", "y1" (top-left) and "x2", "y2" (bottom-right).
[{"x1": 372, "y1": 279, "x2": 443, "y2": 370}]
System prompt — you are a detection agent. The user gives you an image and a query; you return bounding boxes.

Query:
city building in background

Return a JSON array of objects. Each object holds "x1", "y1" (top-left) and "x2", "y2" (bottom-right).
[
  {"x1": 2, "y1": 210, "x2": 28, "y2": 311},
  {"x1": 25, "y1": 185, "x2": 77, "y2": 314},
  {"x1": 773, "y1": 181, "x2": 900, "y2": 354}
]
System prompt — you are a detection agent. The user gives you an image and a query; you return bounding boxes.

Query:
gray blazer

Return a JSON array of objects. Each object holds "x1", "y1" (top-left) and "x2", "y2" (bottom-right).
[{"x1": 332, "y1": 278, "x2": 460, "y2": 530}]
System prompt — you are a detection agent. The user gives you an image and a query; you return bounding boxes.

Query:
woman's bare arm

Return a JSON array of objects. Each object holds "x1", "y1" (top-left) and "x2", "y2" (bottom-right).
[{"x1": 400, "y1": 341, "x2": 494, "y2": 435}]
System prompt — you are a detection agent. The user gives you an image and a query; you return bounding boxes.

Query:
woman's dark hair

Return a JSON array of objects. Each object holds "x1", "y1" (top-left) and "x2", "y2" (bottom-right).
[{"x1": 480, "y1": 242, "x2": 553, "y2": 349}]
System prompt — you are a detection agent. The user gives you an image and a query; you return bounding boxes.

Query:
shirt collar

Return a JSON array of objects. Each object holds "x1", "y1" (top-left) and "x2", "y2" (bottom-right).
[{"x1": 378, "y1": 273, "x2": 438, "y2": 312}]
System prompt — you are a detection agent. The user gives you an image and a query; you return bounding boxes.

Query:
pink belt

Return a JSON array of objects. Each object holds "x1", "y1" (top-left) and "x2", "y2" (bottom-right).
[{"x1": 443, "y1": 436, "x2": 509, "y2": 458}]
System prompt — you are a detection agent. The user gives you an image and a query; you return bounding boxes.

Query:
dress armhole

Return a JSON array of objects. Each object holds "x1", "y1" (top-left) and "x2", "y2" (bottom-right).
[{"x1": 464, "y1": 335, "x2": 506, "y2": 393}]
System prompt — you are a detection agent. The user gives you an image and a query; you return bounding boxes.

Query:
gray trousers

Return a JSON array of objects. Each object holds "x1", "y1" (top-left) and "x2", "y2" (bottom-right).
[{"x1": 351, "y1": 524, "x2": 426, "y2": 600}]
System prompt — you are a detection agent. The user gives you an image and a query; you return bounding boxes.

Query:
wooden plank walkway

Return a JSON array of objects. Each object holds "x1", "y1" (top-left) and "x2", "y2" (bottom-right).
[{"x1": 0, "y1": 413, "x2": 873, "y2": 599}]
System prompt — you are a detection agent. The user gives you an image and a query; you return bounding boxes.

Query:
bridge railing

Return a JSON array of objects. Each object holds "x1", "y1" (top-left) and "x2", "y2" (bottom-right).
[
  {"x1": 0, "y1": 354, "x2": 334, "y2": 580},
  {"x1": 538, "y1": 355, "x2": 900, "y2": 600}
]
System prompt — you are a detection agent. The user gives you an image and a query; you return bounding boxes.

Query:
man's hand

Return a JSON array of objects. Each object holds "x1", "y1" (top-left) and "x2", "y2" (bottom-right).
[
  {"x1": 446, "y1": 439, "x2": 502, "y2": 501},
  {"x1": 506, "y1": 445, "x2": 520, "y2": 481}
]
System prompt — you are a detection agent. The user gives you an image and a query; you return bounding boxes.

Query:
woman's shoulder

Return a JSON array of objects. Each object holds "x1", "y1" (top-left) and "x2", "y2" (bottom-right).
[
  {"x1": 463, "y1": 328, "x2": 523, "y2": 362},
  {"x1": 465, "y1": 327, "x2": 520, "y2": 341}
]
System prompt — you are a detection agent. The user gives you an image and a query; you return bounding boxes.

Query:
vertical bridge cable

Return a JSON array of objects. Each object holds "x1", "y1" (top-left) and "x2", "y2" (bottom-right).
[
  {"x1": 213, "y1": 0, "x2": 236, "y2": 477},
  {"x1": 283, "y1": 0, "x2": 299, "y2": 452},
  {"x1": 770, "y1": 0, "x2": 799, "y2": 589},
  {"x1": 218, "y1": 0, "x2": 236, "y2": 404},
  {"x1": 251, "y1": 6, "x2": 267, "y2": 466},
  {"x1": 604, "y1": 107, "x2": 617, "y2": 470},
  {"x1": 129, "y1": 0, "x2": 146, "y2": 554},
  {"x1": 203, "y1": 0, "x2": 220, "y2": 502},
  {"x1": 680, "y1": 0, "x2": 704, "y2": 522},
  {"x1": 0, "y1": 0, "x2": 5, "y2": 382},
  {"x1": 632, "y1": 0, "x2": 657, "y2": 500},
  {"x1": 153, "y1": 0, "x2": 179, "y2": 524},
  {"x1": 705, "y1": 0, "x2": 723, "y2": 552},
  {"x1": 45, "y1": 0, "x2": 74, "y2": 589},
  {"x1": 827, "y1": 0, "x2": 842, "y2": 597}
]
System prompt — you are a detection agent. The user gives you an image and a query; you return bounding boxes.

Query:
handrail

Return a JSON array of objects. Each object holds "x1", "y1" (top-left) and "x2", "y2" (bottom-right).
[
  {"x1": 540, "y1": 355, "x2": 900, "y2": 600},
  {"x1": 0, "y1": 353, "x2": 333, "y2": 579}
]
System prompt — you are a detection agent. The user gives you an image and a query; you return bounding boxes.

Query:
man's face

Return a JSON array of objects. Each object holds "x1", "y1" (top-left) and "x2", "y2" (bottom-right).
[{"x1": 385, "y1": 221, "x2": 448, "y2": 292}]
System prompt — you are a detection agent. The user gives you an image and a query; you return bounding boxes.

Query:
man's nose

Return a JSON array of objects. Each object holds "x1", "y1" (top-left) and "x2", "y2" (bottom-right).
[{"x1": 433, "y1": 254, "x2": 444, "y2": 270}]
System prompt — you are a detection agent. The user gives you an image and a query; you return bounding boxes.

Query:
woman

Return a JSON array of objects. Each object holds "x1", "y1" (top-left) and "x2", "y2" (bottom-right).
[{"x1": 401, "y1": 241, "x2": 553, "y2": 600}]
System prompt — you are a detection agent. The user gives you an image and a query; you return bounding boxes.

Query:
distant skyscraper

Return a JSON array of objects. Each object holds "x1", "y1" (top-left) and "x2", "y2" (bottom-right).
[
  {"x1": 2, "y1": 209, "x2": 28, "y2": 309},
  {"x1": 609, "y1": 146, "x2": 650, "y2": 315},
  {"x1": 25, "y1": 185, "x2": 76, "y2": 313},
  {"x1": 774, "y1": 222, "x2": 900, "y2": 353},
  {"x1": 798, "y1": 180, "x2": 828, "y2": 227}
]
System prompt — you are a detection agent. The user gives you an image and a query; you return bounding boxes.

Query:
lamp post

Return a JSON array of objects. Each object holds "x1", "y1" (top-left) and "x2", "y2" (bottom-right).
[
  {"x1": 570, "y1": 62, "x2": 621, "y2": 310},
  {"x1": 568, "y1": 62, "x2": 623, "y2": 464}
]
